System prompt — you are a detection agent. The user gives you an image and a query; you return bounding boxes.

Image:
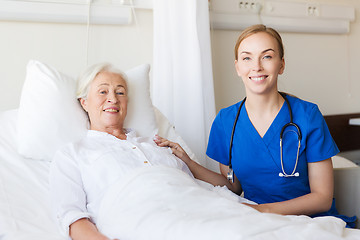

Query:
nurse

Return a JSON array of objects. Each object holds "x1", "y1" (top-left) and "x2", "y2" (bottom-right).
[{"x1": 156, "y1": 24, "x2": 356, "y2": 227}]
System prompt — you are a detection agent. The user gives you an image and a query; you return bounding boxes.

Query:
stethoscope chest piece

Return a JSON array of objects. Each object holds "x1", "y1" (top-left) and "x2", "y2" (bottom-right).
[
  {"x1": 279, "y1": 172, "x2": 300, "y2": 177},
  {"x1": 227, "y1": 168, "x2": 234, "y2": 183}
]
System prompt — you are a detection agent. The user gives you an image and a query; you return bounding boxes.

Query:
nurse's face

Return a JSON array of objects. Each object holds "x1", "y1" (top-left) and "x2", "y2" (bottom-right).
[
  {"x1": 80, "y1": 71, "x2": 128, "y2": 132},
  {"x1": 235, "y1": 32, "x2": 285, "y2": 96}
]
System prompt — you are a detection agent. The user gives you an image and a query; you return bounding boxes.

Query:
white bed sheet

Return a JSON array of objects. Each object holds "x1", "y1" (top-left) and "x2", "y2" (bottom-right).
[
  {"x1": 0, "y1": 109, "x2": 65, "y2": 240},
  {"x1": 97, "y1": 166, "x2": 360, "y2": 240}
]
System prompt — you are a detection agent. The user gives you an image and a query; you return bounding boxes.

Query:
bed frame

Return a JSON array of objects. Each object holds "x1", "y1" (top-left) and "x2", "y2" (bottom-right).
[{"x1": 324, "y1": 113, "x2": 360, "y2": 228}]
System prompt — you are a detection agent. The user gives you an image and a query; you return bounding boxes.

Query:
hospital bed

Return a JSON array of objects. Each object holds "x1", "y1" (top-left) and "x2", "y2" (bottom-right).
[
  {"x1": 325, "y1": 113, "x2": 360, "y2": 229},
  {"x1": 0, "y1": 60, "x2": 359, "y2": 239}
]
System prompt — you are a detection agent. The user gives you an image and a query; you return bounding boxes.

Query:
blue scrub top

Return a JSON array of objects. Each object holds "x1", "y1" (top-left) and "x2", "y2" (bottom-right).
[{"x1": 206, "y1": 95, "x2": 350, "y2": 218}]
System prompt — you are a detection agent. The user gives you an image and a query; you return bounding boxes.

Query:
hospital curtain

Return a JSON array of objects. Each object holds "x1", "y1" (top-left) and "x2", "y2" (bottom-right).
[{"x1": 152, "y1": 0, "x2": 217, "y2": 171}]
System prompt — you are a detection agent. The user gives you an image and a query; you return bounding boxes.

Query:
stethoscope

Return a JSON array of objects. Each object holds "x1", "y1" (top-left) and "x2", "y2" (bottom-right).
[{"x1": 227, "y1": 92, "x2": 302, "y2": 183}]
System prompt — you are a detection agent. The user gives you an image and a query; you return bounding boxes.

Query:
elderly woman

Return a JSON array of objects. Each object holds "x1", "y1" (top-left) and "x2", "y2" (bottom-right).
[{"x1": 49, "y1": 63, "x2": 193, "y2": 240}]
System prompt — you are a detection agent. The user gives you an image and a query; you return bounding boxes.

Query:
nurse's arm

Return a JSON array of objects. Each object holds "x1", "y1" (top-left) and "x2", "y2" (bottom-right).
[
  {"x1": 219, "y1": 163, "x2": 243, "y2": 195},
  {"x1": 244, "y1": 158, "x2": 334, "y2": 216}
]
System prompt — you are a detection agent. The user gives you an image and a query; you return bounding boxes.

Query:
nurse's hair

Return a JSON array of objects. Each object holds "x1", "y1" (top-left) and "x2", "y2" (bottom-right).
[
  {"x1": 234, "y1": 24, "x2": 284, "y2": 61},
  {"x1": 76, "y1": 62, "x2": 128, "y2": 99}
]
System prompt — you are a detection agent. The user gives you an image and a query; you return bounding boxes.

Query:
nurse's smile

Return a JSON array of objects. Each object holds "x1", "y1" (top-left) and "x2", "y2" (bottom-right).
[{"x1": 249, "y1": 75, "x2": 268, "y2": 82}]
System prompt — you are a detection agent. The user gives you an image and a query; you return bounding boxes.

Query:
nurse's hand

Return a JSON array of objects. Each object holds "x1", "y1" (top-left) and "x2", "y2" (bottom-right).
[
  {"x1": 153, "y1": 135, "x2": 192, "y2": 165},
  {"x1": 242, "y1": 203, "x2": 270, "y2": 213}
]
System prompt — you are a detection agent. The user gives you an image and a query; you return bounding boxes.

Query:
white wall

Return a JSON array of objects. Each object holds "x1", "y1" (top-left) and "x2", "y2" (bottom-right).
[
  {"x1": 0, "y1": 8, "x2": 153, "y2": 111},
  {"x1": 0, "y1": 0, "x2": 359, "y2": 117},
  {"x1": 211, "y1": 0, "x2": 360, "y2": 115}
]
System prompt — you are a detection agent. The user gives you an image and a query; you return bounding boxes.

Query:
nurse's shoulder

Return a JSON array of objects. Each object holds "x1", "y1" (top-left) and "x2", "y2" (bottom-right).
[
  {"x1": 286, "y1": 95, "x2": 321, "y2": 118},
  {"x1": 216, "y1": 100, "x2": 244, "y2": 122}
]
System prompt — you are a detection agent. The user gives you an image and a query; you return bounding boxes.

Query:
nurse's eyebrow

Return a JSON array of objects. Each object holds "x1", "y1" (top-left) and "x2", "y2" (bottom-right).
[
  {"x1": 240, "y1": 48, "x2": 275, "y2": 55},
  {"x1": 262, "y1": 48, "x2": 275, "y2": 54}
]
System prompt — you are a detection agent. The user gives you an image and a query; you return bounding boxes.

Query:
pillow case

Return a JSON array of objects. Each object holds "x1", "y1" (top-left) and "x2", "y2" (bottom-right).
[
  {"x1": 124, "y1": 64, "x2": 157, "y2": 137},
  {"x1": 17, "y1": 60, "x2": 157, "y2": 161}
]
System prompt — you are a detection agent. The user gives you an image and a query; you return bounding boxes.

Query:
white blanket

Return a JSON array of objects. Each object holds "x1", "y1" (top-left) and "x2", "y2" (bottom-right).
[{"x1": 97, "y1": 166, "x2": 359, "y2": 240}]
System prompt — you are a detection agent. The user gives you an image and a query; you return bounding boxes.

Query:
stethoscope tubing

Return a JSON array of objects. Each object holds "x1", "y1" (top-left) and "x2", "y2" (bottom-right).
[{"x1": 227, "y1": 92, "x2": 302, "y2": 182}]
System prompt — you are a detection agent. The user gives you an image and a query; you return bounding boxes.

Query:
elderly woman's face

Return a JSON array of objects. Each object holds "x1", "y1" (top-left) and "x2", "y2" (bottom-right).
[{"x1": 80, "y1": 71, "x2": 128, "y2": 131}]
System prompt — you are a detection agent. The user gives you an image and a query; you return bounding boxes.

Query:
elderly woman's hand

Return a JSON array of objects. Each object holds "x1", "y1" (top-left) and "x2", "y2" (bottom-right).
[
  {"x1": 153, "y1": 135, "x2": 192, "y2": 165},
  {"x1": 69, "y1": 218, "x2": 121, "y2": 240}
]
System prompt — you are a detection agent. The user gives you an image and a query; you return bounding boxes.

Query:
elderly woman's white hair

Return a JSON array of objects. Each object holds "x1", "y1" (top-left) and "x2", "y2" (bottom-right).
[{"x1": 76, "y1": 62, "x2": 128, "y2": 99}]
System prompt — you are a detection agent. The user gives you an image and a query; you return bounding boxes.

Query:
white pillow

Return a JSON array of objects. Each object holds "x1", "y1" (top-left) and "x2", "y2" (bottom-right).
[
  {"x1": 124, "y1": 64, "x2": 158, "y2": 137},
  {"x1": 17, "y1": 60, "x2": 157, "y2": 161}
]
